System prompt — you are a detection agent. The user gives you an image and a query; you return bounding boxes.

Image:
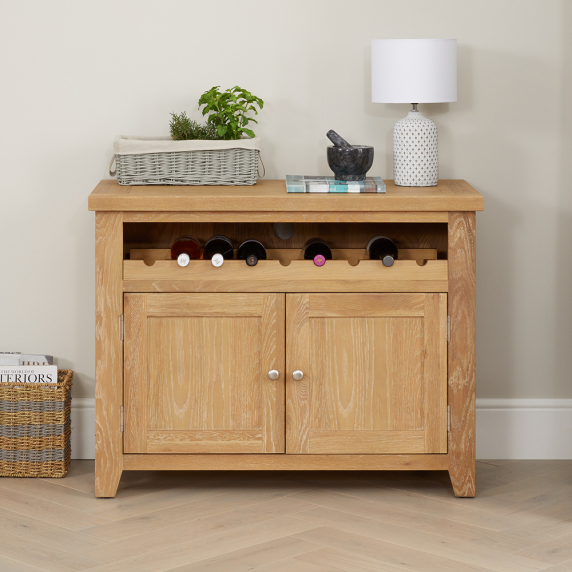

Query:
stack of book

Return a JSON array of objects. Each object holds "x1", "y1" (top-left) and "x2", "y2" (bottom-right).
[
  {"x1": 286, "y1": 175, "x2": 386, "y2": 193},
  {"x1": 0, "y1": 352, "x2": 57, "y2": 384}
]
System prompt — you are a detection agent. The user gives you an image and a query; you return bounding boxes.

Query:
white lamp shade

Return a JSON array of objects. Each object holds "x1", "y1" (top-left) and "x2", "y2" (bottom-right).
[{"x1": 372, "y1": 39, "x2": 457, "y2": 103}]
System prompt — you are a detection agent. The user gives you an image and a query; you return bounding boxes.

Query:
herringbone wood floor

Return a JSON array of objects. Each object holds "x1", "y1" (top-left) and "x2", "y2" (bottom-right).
[{"x1": 0, "y1": 461, "x2": 571, "y2": 571}]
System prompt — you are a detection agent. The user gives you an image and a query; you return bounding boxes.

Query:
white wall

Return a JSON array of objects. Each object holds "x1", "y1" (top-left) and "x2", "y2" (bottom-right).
[{"x1": 0, "y1": 1, "x2": 570, "y2": 456}]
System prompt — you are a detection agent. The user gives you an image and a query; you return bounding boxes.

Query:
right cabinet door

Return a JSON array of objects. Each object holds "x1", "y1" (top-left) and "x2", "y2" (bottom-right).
[{"x1": 286, "y1": 293, "x2": 447, "y2": 454}]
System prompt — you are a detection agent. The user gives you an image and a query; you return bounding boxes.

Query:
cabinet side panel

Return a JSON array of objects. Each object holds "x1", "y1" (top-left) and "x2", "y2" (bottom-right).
[
  {"x1": 423, "y1": 293, "x2": 448, "y2": 452},
  {"x1": 448, "y1": 212, "x2": 476, "y2": 496},
  {"x1": 95, "y1": 212, "x2": 123, "y2": 497},
  {"x1": 124, "y1": 294, "x2": 148, "y2": 452}
]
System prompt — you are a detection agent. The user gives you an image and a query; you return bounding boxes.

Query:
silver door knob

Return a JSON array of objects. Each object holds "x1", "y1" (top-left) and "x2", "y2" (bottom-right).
[
  {"x1": 268, "y1": 370, "x2": 279, "y2": 380},
  {"x1": 292, "y1": 370, "x2": 304, "y2": 381}
]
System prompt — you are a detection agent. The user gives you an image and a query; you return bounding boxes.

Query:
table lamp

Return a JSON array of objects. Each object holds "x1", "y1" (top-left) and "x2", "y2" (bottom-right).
[{"x1": 371, "y1": 39, "x2": 457, "y2": 187}]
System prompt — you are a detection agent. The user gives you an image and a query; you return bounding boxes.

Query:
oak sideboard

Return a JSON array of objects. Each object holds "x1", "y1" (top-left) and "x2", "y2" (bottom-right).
[{"x1": 88, "y1": 179, "x2": 483, "y2": 497}]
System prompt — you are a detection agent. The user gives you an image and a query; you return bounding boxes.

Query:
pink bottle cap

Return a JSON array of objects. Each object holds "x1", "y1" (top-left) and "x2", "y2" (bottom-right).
[{"x1": 313, "y1": 254, "x2": 326, "y2": 267}]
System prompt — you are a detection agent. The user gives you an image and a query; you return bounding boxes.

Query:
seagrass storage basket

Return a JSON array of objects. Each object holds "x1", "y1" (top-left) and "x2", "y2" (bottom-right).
[
  {"x1": 0, "y1": 369, "x2": 72, "y2": 478},
  {"x1": 112, "y1": 135, "x2": 260, "y2": 186}
]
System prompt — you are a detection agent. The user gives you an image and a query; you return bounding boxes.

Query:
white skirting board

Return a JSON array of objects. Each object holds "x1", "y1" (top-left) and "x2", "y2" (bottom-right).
[{"x1": 69, "y1": 398, "x2": 572, "y2": 460}]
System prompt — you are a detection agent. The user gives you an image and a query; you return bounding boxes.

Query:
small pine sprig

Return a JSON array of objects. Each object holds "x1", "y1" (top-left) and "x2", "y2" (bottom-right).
[{"x1": 170, "y1": 112, "x2": 220, "y2": 140}]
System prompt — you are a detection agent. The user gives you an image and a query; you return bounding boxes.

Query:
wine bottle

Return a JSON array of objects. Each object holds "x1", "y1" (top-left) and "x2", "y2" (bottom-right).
[
  {"x1": 367, "y1": 236, "x2": 398, "y2": 267},
  {"x1": 237, "y1": 239, "x2": 267, "y2": 267},
  {"x1": 203, "y1": 235, "x2": 234, "y2": 267},
  {"x1": 171, "y1": 236, "x2": 201, "y2": 267},
  {"x1": 303, "y1": 238, "x2": 332, "y2": 267}
]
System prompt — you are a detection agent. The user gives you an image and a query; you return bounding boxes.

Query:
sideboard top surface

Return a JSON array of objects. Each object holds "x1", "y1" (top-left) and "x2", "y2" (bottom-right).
[{"x1": 88, "y1": 179, "x2": 484, "y2": 213}]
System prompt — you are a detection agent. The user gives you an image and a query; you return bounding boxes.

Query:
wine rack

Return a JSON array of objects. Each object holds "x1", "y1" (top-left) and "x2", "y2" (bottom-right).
[{"x1": 123, "y1": 247, "x2": 447, "y2": 293}]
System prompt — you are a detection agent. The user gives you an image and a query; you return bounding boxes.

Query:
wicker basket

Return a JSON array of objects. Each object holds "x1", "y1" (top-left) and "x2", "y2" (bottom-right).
[
  {"x1": 112, "y1": 136, "x2": 261, "y2": 186},
  {"x1": 0, "y1": 369, "x2": 73, "y2": 478}
]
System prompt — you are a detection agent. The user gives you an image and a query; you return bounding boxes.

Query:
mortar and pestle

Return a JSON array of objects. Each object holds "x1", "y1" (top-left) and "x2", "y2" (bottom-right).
[{"x1": 326, "y1": 130, "x2": 374, "y2": 181}]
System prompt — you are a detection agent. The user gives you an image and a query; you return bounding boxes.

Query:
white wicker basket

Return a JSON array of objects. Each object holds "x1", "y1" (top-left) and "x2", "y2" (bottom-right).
[{"x1": 111, "y1": 136, "x2": 261, "y2": 186}]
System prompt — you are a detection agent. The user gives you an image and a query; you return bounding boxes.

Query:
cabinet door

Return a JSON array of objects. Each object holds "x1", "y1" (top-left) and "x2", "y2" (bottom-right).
[
  {"x1": 286, "y1": 293, "x2": 447, "y2": 454},
  {"x1": 124, "y1": 293, "x2": 285, "y2": 454}
]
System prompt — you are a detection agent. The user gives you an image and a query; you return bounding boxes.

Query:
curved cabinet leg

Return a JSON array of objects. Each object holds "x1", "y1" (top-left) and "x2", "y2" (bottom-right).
[
  {"x1": 448, "y1": 212, "x2": 476, "y2": 497},
  {"x1": 95, "y1": 212, "x2": 124, "y2": 497}
]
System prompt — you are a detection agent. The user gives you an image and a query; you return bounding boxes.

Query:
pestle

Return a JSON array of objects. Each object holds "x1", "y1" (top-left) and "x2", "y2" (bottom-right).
[{"x1": 326, "y1": 130, "x2": 353, "y2": 149}]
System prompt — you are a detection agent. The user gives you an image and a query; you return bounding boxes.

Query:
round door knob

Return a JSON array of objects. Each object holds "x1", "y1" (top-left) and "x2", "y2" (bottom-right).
[
  {"x1": 292, "y1": 370, "x2": 304, "y2": 381},
  {"x1": 268, "y1": 370, "x2": 279, "y2": 380}
]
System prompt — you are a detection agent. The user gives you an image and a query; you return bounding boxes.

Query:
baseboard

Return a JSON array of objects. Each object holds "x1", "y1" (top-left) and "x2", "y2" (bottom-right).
[
  {"x1": 70, "y1": 398, "x2": 95, "y2": 460},
  {"x1": 475, "y1": 398, "x2": 572, "y2": 459},
  {"x1": 69, "y1": 398, "x2": 572, "y2": 460}
]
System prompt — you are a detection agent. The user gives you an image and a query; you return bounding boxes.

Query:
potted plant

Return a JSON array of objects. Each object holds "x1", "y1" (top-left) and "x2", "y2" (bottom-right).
[{"x1": 111, "y1": 86, "x2": 264, "y2": 186}]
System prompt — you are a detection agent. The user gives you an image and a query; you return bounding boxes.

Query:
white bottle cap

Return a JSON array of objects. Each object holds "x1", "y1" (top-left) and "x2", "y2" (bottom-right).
[
  {"x1": 211, "y1": 253, "x2": 224, "y2": 267},
  {"x1": 177, "y1": 253, "x2": 190, "y2": 267}
]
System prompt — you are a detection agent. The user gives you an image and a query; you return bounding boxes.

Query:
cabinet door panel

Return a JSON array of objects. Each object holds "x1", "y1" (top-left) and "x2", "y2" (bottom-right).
[
  {"x1": 286, "y1": 293, "x2": 447, "y2": 454},
  {"x1": 125, "y1": 293, "x2": 285, "y2": 454}
]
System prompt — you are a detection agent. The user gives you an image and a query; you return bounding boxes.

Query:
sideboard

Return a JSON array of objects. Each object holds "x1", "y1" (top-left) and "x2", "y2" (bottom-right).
[{"x1": 88, "y1": 179, "x2": 483, "y2": 498}]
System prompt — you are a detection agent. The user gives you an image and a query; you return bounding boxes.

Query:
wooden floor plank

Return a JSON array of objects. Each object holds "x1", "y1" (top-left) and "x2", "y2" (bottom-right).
[
  {"x1": 292, "y1": 527, "x2": 496, "y2": 572},
  {"x1": 288, "y1": 475, "x2": 516, "y2": 531},
  {"x1": 251, "y1": 558, "x2": 333, "y2": 572},
  {"x1": 515, "y1": 534, "x2": 572, "y2": 566},
  {"x1": 0, "y1": 529, "x2": 102, "y2": 572},
  {"x1": 0, "y1": 477, "x2": 116, "y2": 512},
  {"x1": 296, "y1": 547, "x2": 432, "y2": 572},
  {"x1": 292, "y1": 507, "x2": 547, "y2": 572},
  {"x1": 0, "y1": 487, "x2": 111, "y2": 531},
  {"x1": 0, "y1": 508, "x2": 110, "y2": 558},
  {"x1": 0, "y1": 555, "x2": 48, "y2": 572},
  {"x1": 82, "y1": 517, "x2": 318, "y2": 572},
  {"x1": 285, "y1": 489, "x2": 529, "y2": 552},
  {"x1": 83, "y1": 496, "x2": 313, "y2": 564},
  {"x1": 162, "y1": 536, "x2": 320, "y2": 572}
]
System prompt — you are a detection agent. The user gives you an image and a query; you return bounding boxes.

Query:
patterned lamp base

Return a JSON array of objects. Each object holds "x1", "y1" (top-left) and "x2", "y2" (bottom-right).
[{"x1": 393, "y1": 110, "x2": 438, "y2": 187}]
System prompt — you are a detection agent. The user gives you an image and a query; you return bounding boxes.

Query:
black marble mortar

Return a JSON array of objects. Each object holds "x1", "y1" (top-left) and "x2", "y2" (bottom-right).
[{"x1": 327, "y1": 145, "x2": 374, "y2": 181}]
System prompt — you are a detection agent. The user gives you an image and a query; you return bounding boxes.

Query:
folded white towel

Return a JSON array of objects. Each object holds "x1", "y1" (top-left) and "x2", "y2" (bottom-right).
[{"x1": 113, "y1": 135, "x2": 260, "y2": 155}]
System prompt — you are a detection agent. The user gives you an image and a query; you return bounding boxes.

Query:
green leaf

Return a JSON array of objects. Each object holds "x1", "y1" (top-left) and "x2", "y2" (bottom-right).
[
  {"x1": 217, "y1": 125, "x2": 228, "y2": 137},
  {"x1": 242, "y1": 128, "x2": 255, "y2": 138}
]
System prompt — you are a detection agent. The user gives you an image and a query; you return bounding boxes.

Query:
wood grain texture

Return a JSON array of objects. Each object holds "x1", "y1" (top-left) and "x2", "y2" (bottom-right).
[
  {"x1": 261, "y1": 293, "x2": 286, "y2": 452},
  {"x1": 146, "y1": 430, "x2": 264, "y2": 453},
  {"x1": 129, "y1": 247, "x2": 438, "y2": 265},
  {"x1": 123, "y1": 293, "x2": 285, "y2": 455},
  {"x1": 286, "y1": 294, "x2": 447, "y2": 455},
  {"x1": 122, "y1": 453, "x2": 450, "y2": 471},
  {"x1": 424, "y1": 294, "x2": 448, "y2": 453},
  {"x1": 286, "y1": 294, "x2": 311, "y2": 454},
  {"x1": 94, "y1": 211, "x2": 123, "y2": 497},
  {"x1": 307, "y1": 431, "x2": 426, "y2": 454},
  {"x1": 88, "y1": 179, "x2": 484, "y2": 212},
  {"x1": 123, "y1": 211, "x2": 449, "y2": 223},
  {"x1": 123, "y1": 259, "x2": 448, "y2": 294},
  {"x1": 448, "y1": 212, "x2": 477, "y2": 496},
  {"x1": 124, "y1": 294, "x2": 147, "y2": 453},
  {"x1": 308, "y1": 293, "x2": 425, "y2": 317}
]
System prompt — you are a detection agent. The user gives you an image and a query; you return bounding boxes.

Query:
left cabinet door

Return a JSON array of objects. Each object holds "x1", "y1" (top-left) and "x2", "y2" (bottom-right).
[{"x1": 124, "y1": 293, "x2": 285, "y2": 454}]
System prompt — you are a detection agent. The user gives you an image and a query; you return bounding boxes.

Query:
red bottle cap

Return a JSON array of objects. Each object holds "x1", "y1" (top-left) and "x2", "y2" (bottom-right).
[{"x1": 313, "y1": 254, "x2": 326, "y2": 267}]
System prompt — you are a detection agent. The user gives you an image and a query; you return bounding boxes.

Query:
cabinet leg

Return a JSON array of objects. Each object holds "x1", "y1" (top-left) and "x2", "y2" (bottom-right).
[
  {"x1": 449, "y1": 457, "x2": 475, "y2": 498},
  {"x1": 95, "y1": 459, "x2": 122, "y2": 498},
  {"x1": 448, "y1": 212, "x2": 476, "y2": 498}
]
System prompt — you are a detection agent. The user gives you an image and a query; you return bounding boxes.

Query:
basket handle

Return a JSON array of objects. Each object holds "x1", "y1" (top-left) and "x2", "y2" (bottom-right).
[
  {"x1": 258, "y1": 152, "x2": 265, "y2": 179},
  {"x1": 109, "y1": 154, "x2": 117, "y2": 177}
]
